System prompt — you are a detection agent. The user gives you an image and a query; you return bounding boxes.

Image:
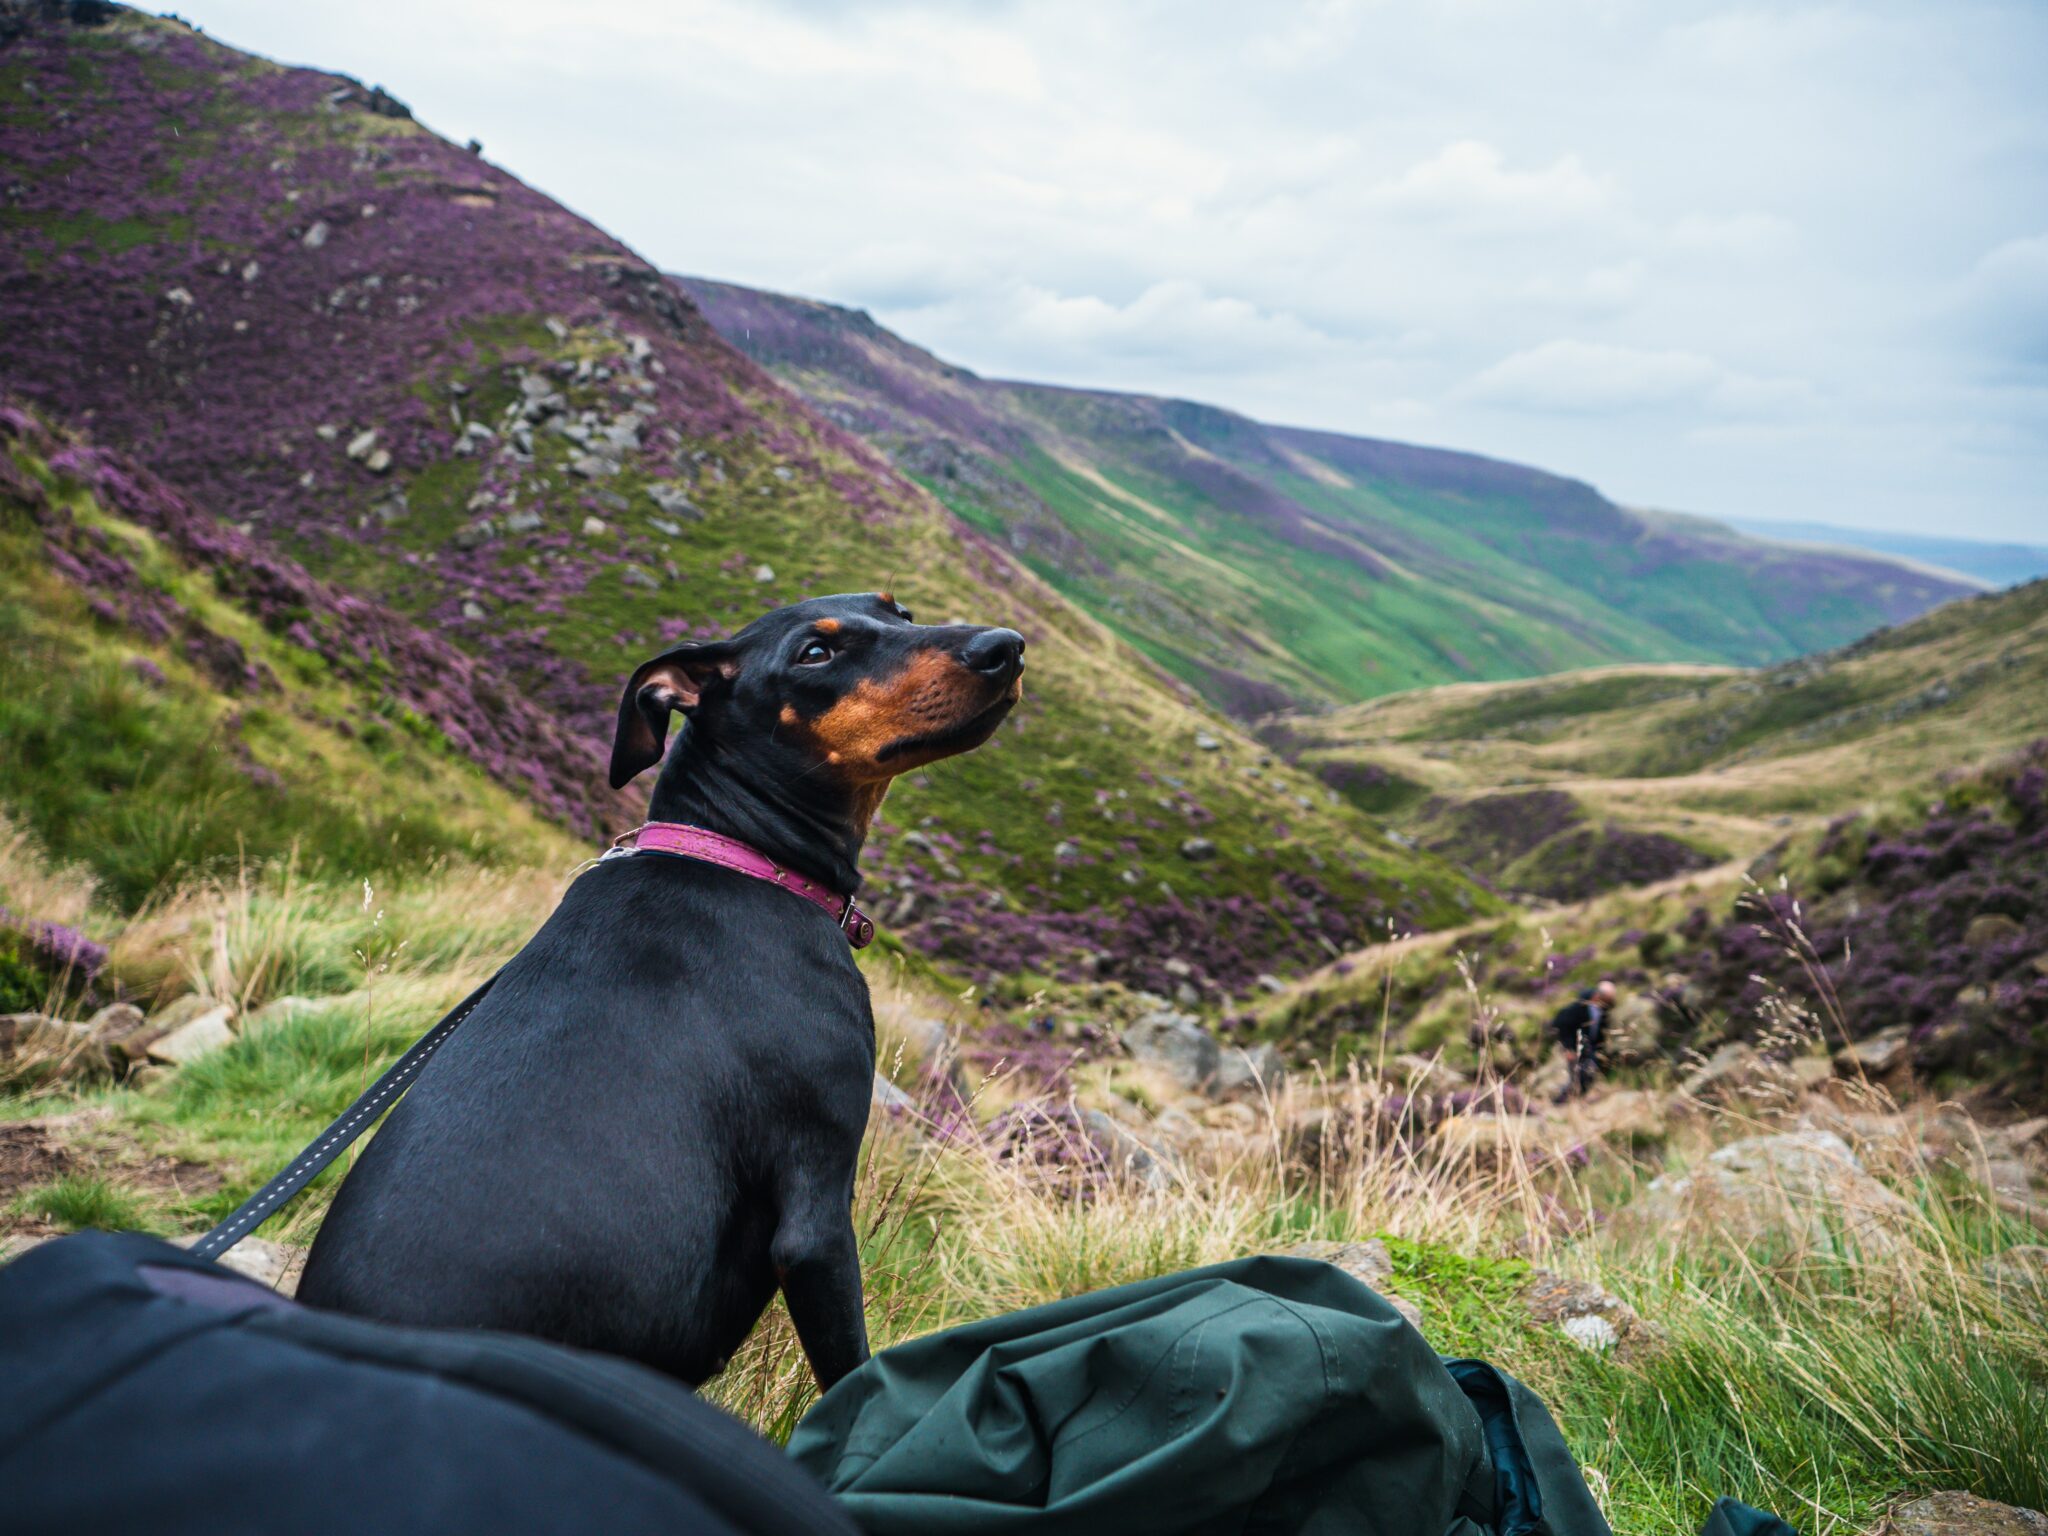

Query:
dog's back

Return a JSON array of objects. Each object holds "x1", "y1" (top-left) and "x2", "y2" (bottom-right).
[{"x1": 297, "y1": 854, "x2": 876, "y2": 1383}]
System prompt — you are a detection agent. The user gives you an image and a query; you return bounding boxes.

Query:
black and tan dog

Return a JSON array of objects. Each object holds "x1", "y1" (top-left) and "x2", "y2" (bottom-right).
[{"x1": 297, "y1": 593, "x2": 1024, "y2": 1389}]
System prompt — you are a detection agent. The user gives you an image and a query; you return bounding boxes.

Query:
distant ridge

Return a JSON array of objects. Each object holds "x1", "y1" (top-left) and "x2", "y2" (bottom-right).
[
  {"x1": 678, "y1": 275, "x2": 1975, "y2": 718},
  {"x1": 1723, "y1": 518, "x2": 2047, "y2": 591}
]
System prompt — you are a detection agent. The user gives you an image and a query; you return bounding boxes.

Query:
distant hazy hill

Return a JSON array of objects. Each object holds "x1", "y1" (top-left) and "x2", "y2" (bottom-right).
[
  {"x1": 0, "y1": 4, "x2": 1485, "y2": 988},
  {"x1": 677, "y1": 277, "x2": 1973, "y2": 718},
  {"x1": 1723, "y1": 518, "x2": 2048, "y2": 591}
]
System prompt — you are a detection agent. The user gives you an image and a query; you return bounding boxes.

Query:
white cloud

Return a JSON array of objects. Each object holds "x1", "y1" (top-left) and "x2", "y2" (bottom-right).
[
  {"x1": 1462, "y1": 339, "x2": 1812, "y2": 417},
  {"x1": 897, "y1": 280, "x2": 1338, "y2": 376},
  {"x1": 1367, "y1": 140, "x2": 1613, "y2": 229},
  {"x1": 1949, "y1": 233, "x2": 2048, "y2": 369},
  {"x1": 1668, "y1": 210, "x2": 1797, "y2": 260}
]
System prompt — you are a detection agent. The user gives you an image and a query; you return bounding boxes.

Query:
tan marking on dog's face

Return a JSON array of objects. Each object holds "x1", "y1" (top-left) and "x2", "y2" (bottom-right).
[
  {"x1": 814, "y1": 617, "x2": 841, "y2": 636},
  {"x1": 801, "y1": 650, "x2": 970, "y2": 780}
]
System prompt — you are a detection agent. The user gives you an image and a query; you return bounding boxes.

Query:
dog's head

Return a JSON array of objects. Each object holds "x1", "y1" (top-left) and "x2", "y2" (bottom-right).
[{"x1": 609, "y1": 592, "x2": 1025, "y2": 826}]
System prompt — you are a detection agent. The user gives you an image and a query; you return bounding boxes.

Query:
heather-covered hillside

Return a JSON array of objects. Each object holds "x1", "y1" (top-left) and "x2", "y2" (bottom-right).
[
  {"x1": 678, "y1": 277, "x2": 1972, "y2": 717},
  {"x1": 0, "y1": 6, "x2": 1486, "y2": 987},
  {"x1": 1, "y1": 399, "x2": 581, "y2": 908}
]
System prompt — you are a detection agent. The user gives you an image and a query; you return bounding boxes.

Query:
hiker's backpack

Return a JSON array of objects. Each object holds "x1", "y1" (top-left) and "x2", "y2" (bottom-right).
[{"x1": 0, "y1": 1230, "x2": 855, "y2": 1536}]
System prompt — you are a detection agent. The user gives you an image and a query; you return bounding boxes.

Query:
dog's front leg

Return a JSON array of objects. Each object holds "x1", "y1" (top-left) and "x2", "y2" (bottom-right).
[{"x1": 772, "y1": 1212, "x2": 869, "y2": 1391}]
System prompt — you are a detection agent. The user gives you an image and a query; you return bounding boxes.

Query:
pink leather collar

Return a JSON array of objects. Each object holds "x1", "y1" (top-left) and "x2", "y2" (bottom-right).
[{"x1": 609, "y1": 821, "x2": 875, "y2": 949}]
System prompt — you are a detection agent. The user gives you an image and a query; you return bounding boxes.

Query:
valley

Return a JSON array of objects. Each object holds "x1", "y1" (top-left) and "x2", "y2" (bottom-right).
[{"x1": 1, "y1": 9, "x2": 2043, "y2": 1532}]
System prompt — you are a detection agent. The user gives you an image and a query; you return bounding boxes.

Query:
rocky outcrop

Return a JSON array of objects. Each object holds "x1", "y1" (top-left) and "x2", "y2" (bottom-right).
[
  {"x1": 1877, "y1": 1493, "x2": 2048, "y2": 1536},
  {"x1": 1522, "y1": 1269, "x2": 1664, "y2": 1361},
  {"x1": 1627, "y1": 1130, "x2": 1917, "y2": 1255}
]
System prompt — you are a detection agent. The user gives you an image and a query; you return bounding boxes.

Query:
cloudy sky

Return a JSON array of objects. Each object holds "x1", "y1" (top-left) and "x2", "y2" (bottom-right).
[{"x1": 182, "y1": 1, "x2": 2046, "y2": 540}]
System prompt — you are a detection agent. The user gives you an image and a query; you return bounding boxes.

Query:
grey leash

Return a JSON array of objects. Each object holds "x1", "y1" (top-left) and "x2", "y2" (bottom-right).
[{"x1": 188, "y1": 975, "x2": 498, "y2": 1262}]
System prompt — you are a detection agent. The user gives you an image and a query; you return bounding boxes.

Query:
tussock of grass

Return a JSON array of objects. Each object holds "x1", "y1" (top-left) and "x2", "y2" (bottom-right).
[{"x1": 14, "y1": 1173, "x2": 154, "y2": 1233}]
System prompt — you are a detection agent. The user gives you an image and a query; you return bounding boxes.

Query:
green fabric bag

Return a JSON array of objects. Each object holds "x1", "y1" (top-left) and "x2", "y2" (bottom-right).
[{"x1": 787, "y1": 1256, "x2": 1616, "y2": 1536}]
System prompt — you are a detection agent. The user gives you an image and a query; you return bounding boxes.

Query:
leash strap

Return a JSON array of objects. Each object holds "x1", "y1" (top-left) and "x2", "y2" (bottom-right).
[{"x1": 188, "y1": 974, "x2": 498, "y2": 1262}]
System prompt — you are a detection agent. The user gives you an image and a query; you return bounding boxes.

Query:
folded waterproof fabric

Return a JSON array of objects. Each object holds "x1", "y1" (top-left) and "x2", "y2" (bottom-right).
[
  {"x1": 0, "y1": 1230, "x2": 856, "y2": 1536},
  {"x1": 788, "y1": 1255, "x2": 1793, "y2": 1536}
]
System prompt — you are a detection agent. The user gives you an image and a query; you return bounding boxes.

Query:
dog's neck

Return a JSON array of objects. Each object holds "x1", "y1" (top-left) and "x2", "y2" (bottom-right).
[{"x1": 645, "y1": 726, "x2": 866, "y2": 895}]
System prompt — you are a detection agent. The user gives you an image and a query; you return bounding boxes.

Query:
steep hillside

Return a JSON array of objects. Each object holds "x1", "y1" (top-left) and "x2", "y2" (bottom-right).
[
  {"x1": 1, "y1": 399, "x2": 581, "y2": 908},
  {"x1": 677, "y1": 277, "x2": 1970, "y2": 717},
  {"x1": 0, "y1": 6, "x2": 1487, "y2": 992},
  {"x1": 1267, "y1": 577, "x2": 2048, "y2": 898}
]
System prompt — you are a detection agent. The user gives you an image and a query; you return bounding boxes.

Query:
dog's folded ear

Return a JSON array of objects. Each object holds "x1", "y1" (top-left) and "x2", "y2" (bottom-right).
[{"x1": 609, "y1": 643, "x2": 738, "y2": 789}]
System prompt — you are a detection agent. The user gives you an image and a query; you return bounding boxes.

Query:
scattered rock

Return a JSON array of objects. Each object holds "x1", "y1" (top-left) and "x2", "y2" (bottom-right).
[
  {"x1": 301, "y1": 219, "x2": 330, "y2": 249},
  {"x1": 1560, "y1": 1315, "x2": 1618, "y2": 1352},
  {"x1": 1629, "y1": 1130, "x2": 1916, "y2": 1255},
  {"x1": 145, "y1": 1003, "x2": 236, "y2": 1067},
  {"x1": 364, "y1": 448, "x2": 392, "y2": 475},
  {"x1": 1082, "y1": 1110, "x2": 1178, "y2": 1192},
  {"x1": 581, "y1": 515, "x2": 609, "y2": 536},
  {"x1": 1781, "y1": 1055, "x2": 1835, "y2": 1094},
  {"x1": 1836, "y1": 1024, "x2": 1912, "y2": 1080},
  {"x1": 1212, "y1": 1043, "x2": 1286, "y2": 1098},
  {"x1": 753, "y1": 564, "x2": 775, "y2": 584},
  {"x1": 344, "y1": 427, "x2": 378, "y2": 460},
  {"x1": 1964, "y1": 913, "x2": 2026, "y2": 951},
  {"x1": 871, "y1": 1073, "x2": 916, "y2": 1116},
  {"x1": 1179, "y1": 837, "x2": 1217, "y2": 861},
  {"x1": 1194, "y1": 732, "x2": 1221, "y2": 752},
  {"x1": 83, "y1": 1002, "x2": 145, "y2": 1045},
  {"x1": 0, "y1": 1013, "x2": 110, "y2": 1084},
  {"x1": 171, "y1": 1233, "x2": 300, "y2": 1295},
  {"x1": 1523, "y1": 1269, "x2": 1662, "y2": 1360},
  {"x1": 1121, "y1": 1009, "x2": 1221, "y2": 1094},
  {"x1": 504, "y1": 508, "x2": 543, "y2": 534},
  {"x1": 1566, "y1": 1088, "x2": 1668, "y2": 1144},
  {"x1": 647, "y1": 484, "x2": 702, "y2": 521},
  {"x1": 1677, "y1": 1041, "x2": 1767, "y2": 1102},
  {"x1": 1255, "y1": 973, "x2": 1286, "y2": 995},
  {"x1": 1880, "y1": 1492, "x2": 2048, "y2": 1536}
]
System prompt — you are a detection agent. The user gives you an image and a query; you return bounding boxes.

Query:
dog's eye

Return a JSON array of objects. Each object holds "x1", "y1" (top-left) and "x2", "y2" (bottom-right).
[{"x1": 796, "y1": 640, "x2": 835, "y2": 666}]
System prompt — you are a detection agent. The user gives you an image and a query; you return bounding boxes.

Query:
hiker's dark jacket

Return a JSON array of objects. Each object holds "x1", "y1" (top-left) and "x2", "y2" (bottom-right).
[{"x1": 1549, "y1": 998, "x2": 1602, "y2": 1050}]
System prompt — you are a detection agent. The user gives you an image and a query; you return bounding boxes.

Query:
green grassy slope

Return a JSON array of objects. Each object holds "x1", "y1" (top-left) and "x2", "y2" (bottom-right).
[{"x1": 676, "y1": 278, "x2": 1972, "y2": 718}]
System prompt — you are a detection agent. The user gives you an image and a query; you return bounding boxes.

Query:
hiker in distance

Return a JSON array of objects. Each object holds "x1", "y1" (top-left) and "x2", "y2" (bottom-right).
[{"x1": 1550, "y1": 978, "x2": 1617, "y2": 1104}]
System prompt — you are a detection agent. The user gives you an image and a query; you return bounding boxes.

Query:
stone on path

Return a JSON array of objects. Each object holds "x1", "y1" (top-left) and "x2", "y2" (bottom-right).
[
  {"x1": 1879, "y1": 1492, "x2": 2048, "y2": 1536},
  {"x1": 145, "y1": 1004, "x2": 236, "y2": 1067},
  {"x1": 1212, "y1": 1042, "x2": 1286, "y2": 1099},
  {"x1": 1122, "y1": 1009, "x2": 1221, "y2": 1095},
  {"x1": 1523, "y1": 1269, "x2": 1663, "y2": 1360},
  {"x1": 1628, "y1": 1130, "x2": 1916, "y2": 1256},
  {"x1": 171, "y1": 1234, "x2": 302, "y2": 1296}
]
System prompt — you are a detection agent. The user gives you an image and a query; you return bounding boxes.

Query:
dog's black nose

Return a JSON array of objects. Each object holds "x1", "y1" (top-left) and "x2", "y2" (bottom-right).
[{"x1": 961, "y1": 627, "x2": 1025, "y2": 677}]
